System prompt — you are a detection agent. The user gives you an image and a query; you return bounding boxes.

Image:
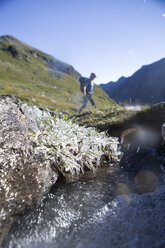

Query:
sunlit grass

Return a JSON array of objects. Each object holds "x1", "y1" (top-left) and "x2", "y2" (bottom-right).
[{"x1": 0, "y1": 36, "x2": 115, "y2": 113}]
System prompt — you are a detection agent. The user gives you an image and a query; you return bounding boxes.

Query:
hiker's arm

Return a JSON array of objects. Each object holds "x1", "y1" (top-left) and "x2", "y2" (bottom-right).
[{"x1": 83, "y1": 85, "x2": 87, "y2": 96}]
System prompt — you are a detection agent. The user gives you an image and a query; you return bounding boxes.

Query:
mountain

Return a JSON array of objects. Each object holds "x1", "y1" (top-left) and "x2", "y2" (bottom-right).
[
  {"x1": 0, "y1": 35, "x2": 115, "y2": 112},
  {"x1": 100, "y1": 58, "x2": 165, "y2": 105}
]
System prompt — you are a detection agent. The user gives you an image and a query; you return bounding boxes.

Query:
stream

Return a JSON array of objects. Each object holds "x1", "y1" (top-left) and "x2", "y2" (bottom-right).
[{"x1": 2, "y1": 142, "x2": 165, "y2": 248}]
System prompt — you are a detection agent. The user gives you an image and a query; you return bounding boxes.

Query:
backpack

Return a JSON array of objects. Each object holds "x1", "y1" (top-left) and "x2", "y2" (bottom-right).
[{"x1": 79, "y1": 76, "x2": 88, "y2": 92}]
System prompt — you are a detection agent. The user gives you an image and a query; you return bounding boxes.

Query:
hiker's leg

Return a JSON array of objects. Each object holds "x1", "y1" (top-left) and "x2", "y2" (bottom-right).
[
  {"x1": 79, "y1": 96, "x2": 88, "y2": 113},
  {"x1": 88, "y1": 94, "x2": 95, "y2": 106}
]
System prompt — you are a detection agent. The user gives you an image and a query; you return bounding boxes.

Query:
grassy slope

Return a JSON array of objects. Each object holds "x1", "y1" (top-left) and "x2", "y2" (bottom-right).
[
  {"x1": 72, "y1": 107, "x2": 138, "y2": 131},
  {"x1": 0, "y1": 35, "x2": 115, "y2": 113}
]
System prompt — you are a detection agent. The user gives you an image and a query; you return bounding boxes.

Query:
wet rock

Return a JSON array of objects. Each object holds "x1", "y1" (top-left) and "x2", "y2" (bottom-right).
[{"x1": 0, "y1": 95, "x2": 59, "y2": 244}]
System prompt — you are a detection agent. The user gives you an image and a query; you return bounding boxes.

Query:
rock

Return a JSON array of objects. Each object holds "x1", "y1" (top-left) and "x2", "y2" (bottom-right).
[
  {"x1": 0, "y1": 94, "x2": 121, "y2": 244},
  {"x1": 7, "y1": 45, "x2": 20, "y2": 58},
  {"x1": 0, "y1": 95, "x2": 59, "y2": 244},
  {"x1": 7, "y1": 45, "x2": 32, "y2": 62},
  {"x1": 7, "y1": 45, "x2": 26, "y2": 60}
]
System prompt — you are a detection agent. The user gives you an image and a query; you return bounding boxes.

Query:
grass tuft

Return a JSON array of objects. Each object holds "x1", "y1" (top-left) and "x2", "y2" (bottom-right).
[{"x1": 29, "y1": 116, "x2": 120, "y2": 180}]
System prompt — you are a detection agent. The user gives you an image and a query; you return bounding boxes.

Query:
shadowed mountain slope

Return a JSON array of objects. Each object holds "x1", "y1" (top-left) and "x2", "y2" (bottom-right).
[{"x1": 100, "y1": 58, "x2": 165, "y2": 105}]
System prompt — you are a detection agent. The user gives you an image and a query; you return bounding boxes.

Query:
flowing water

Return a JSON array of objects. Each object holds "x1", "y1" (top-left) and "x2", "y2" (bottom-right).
[{"x1": 2, "y1": 152, "x2": 165, "y2": 248}]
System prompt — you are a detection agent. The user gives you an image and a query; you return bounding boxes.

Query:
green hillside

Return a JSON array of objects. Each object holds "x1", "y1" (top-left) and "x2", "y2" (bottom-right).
[{"x1": 0, "y1": 35, "x2": 115, "y2": 112}]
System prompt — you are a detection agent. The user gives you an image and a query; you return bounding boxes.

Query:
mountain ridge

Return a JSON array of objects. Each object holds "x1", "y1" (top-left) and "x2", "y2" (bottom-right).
[{"x1": 100, "y1": 58, "x2": 165, "y2": 105}]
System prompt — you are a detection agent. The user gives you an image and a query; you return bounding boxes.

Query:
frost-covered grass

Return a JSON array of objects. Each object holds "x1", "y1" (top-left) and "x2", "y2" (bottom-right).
[{"x1": 30, "y1": 117, "x2": 120, "y2": 178}]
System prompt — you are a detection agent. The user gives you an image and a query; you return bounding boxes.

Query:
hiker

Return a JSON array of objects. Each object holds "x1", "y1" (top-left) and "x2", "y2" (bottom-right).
[{"x1": 79, "y1": 73, "x2": 96, "y2": 113}]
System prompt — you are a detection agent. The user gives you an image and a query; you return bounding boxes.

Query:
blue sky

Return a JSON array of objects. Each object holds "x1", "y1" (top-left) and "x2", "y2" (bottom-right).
[{"x1": 0, "y1": 0, "x2": 165, "y2": 84}]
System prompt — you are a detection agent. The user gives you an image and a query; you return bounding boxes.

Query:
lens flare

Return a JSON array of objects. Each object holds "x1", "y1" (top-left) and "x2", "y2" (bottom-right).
[{"x1": 135, "y1": 170, "x2": 159, "y2": 193}]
